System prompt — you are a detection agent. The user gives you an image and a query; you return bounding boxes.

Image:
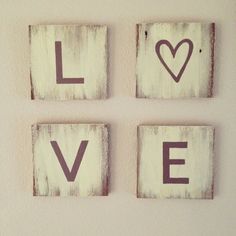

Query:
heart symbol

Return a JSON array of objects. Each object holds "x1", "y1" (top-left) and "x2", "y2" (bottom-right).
[{"x1": 155, "y1": 39, "x2": 193, "y2": 83}]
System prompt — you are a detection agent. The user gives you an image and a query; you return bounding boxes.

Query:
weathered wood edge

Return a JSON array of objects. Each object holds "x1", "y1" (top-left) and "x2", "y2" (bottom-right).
[
  {"x1": 135, "y1": 24, "x2": 140, "y2": 98},
  {"x1": 101, "y1": 123, "x2": 110, "y2": 196},
  {"x1": 208, "y1": 23, "x2": 215, "y2": 97},
  {"x1": 31, "y1": 124, "x2": 38, "y2": 196},
  {"x1": 136, "y1": 125, "x2": 141, "y2": 198},
  {"x1": 29, "y1": 25, "x2": 35, "y2": 100}
]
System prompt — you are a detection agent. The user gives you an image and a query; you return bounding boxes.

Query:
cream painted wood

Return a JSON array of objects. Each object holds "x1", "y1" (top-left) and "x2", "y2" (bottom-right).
[
  {"x1": 32, "y1": 124, "x2": 109, "y2": 197},
  {"x1": 137, "y1": 125, "x2": 214, "y2": 199},
  {"x1": 30, "y1": 25, "x2": 108, "y2": 100},
  {"x1": 136, "y1": 22, "x2": 215, "y2": 98}
]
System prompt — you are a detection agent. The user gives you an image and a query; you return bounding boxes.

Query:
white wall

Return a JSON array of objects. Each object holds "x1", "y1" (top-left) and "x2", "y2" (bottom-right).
[{"x1": 0, "y1": 0, "x2": 236, "y2": 235}]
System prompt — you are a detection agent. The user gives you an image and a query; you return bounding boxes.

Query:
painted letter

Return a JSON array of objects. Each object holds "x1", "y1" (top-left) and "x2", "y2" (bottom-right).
[
  {"x1": 50, "y1": 140, "x2": 88, "y2": 181},
  {"x1": 55, "y1": 41, "x2": 84, "y2": 84},
  {"x1": 163, "y1": 142, "x2": 189, "y2": 184}
]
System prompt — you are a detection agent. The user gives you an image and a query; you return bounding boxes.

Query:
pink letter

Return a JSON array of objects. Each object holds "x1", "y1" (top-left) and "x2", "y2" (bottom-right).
[
  {"x1": 50, "y1": 140, "x2": 88, "y2": 181},
  {"x1": 55, "y1": 41, "x2": 84, "y2": 84},
  {"x1": 163, "y1": 142, "x2": 189, "y2": 184}
]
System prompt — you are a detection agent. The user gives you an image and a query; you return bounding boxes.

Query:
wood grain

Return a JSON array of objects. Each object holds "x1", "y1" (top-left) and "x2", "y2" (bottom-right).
[
  {"x1": 137, "y1": 125, "x2": 214, "y2": 199},
  {"x1": 32, "y1": 124, "x2": 109, "y2": 197},
  {"x1": 136, "y1": 22, "x2": 215, "y2": 98},
  {"x1": 30, "y1": 25, "x2": 108, "y2": 100}
]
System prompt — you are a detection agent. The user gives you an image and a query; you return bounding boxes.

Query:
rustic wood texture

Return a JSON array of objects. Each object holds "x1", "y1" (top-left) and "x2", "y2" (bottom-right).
[
  {"x1": 32, "y1": 124, "x2": 109, "y2": 196},
  {"x1": 137, "y1": 125, "x2": 214, "y2": 199},
  {"x1": 136, "y1": 22, "x2": 215, "y2": 98},
  {"x1": 30, "y1": 25, "x2": 108, "y2": 100}
]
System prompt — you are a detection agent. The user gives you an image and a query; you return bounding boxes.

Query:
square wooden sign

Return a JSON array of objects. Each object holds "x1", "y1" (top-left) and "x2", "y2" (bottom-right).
[
  {"x1": 30, "y1": 25, "x2": 108, "y2": 100},
  {"x1": 137, "y1": 125, "x2": 214, "y2": 199},
  {"x1": 136, "y1": 22, "x2": 215, "y2": 98},
  {"x1": 32, "y1": 124, "x2": 109, "y2": 197}
]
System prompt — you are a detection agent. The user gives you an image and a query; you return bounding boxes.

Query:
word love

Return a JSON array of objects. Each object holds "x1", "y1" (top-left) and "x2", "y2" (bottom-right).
[
  {"x1": 32, "y1": 124, "x2": 214, "y2": 199},
  {"x1": 29, "y1": 22, "x2": 215, "y2": 200}
]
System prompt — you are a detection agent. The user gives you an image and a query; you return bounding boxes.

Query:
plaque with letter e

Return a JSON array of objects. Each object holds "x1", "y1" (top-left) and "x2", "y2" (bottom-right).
[
  {"x1": 137, "y1": 125, "x2": 214, "y2": 199},
  {"x1": 32, "y1": 123, "x2": 109, "y2": 197}
]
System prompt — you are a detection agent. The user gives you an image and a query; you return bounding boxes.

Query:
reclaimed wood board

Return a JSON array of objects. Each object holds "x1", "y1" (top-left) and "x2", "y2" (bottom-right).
[
  {"x1": 137, "y1": 125, "x2": 214, "y2": 199},
  {"x1": 30, "y1": 25, "x2": 108, "y2": 100},
  {"x1": 136, "y1": 22, "x2": 215, "y2": 98},
  {"x1": 32, "y1": 124, "x2": 109, "y2": 197}
]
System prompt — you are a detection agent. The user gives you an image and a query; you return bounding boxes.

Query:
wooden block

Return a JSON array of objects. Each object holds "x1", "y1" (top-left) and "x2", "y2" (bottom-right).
[
  {"x1": 136, "y1": 22, "x2": 215, "y2": 98},
  {"x1": 137, "y1": 125, "x2": 214, "y2": 199},
  {"x1": 30, "y1": 25, "x2": 108, "y2": 100},
  {"x1": 32, "y1": 124, "x2": 109, "y2": 196}
]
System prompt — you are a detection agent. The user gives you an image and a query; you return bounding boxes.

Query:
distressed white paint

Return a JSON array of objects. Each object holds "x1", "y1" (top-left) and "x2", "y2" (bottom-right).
[
  {"x1": 30, "y1": 25, "x2": 108, "y2": 100},
  {"x1": 32, "y1": 124, "x2": 109, "y2": 197},
  {"x1": 136, "y1": 22, "x2": 215, "y2": 98},
  {"x1": 137, "y1": 125, "x2": 214, "y2": 199}
]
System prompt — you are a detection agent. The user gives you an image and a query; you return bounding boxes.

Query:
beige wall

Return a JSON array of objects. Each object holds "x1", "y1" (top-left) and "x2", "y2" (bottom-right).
[{"x1": 0, "y1": 0, "x2": 236, "y2": 235}]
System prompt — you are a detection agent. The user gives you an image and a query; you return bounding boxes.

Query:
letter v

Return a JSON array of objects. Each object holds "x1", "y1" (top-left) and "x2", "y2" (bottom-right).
[{"x1": 50, "y1": 140, "x2": 88, "y2": 182}]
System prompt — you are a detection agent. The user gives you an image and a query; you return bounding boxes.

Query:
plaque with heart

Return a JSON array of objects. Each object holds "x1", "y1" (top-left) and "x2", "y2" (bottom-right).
[{"x1": 136, "y1": 22, "x2": 215, "y2": 98}]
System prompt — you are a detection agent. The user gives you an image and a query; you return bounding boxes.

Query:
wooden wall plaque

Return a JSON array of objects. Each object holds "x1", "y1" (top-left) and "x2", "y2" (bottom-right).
[
  {"x1": 32, "y1": 123, "x2": 109, "y2": 197},
  {"x1": 136, "y1": 22, "x2": 215, "y2": 98},
  {"x1": 137, "y1": 125, "x2": 214, "y2": 199},
  {"x1": 30, "y1": 25, "x2": 108, "y2": 100}
]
